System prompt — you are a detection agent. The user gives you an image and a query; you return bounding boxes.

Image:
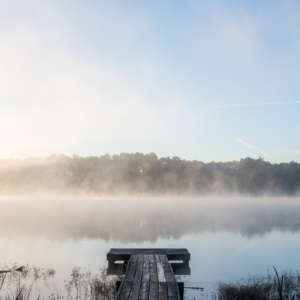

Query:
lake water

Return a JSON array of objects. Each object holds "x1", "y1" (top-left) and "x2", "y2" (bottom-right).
[{"x1": 1, "y1": 198, "x2": 300, "y2": 299}]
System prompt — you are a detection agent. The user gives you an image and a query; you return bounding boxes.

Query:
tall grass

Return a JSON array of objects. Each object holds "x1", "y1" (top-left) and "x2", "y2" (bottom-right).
[
  {"x1": 65, "y1": 266, "x2": 121, "y2": 300},
  {"x1": 217, "y1": 267, "x2": 300, "y2": 300},
  {"x1": 2, "y1": 264, "x2": 300, "y2": 300},
  {"x1": 0, "y1": 264, "x2": 121, "y2": 300},
  {"x1": 0, "y1": 266, "x2": 43, "y2": 300}
]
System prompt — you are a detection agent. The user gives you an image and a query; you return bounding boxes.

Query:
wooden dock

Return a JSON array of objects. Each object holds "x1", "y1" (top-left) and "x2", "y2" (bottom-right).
[
  {"x1": 116, "y1": 254, "x2": 180, "y2": 300},
  {"x1": 107, "y1": 249, "x2": 190, "y2": 300}
]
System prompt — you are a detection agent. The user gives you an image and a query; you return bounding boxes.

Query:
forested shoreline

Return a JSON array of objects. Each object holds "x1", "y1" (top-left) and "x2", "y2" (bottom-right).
[{"x1": 0, "y1": 153, "x2": 299, "y2": 197}]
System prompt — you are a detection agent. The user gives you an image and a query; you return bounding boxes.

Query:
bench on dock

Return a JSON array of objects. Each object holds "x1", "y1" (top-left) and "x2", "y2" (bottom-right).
[
  {"x1": 106, "y1": 249, "x2": 190, "y2": 300},
  {"x1": 107, "y1": 248, "x2": 190, "y2": 276}
]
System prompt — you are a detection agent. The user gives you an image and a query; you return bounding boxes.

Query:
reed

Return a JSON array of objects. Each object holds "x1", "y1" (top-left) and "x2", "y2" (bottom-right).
[
  {"x1": 65, "y1": 266, "x2": 119, "y2": 300},
  {"x1": 0, "y1": 264, "x2": 120, "y2": 300},
  {"x1": 0, "y1": 267, "x2": 37, "y2": 300},
  {"x1": 217, "y1": 267, "x2": 300, "y2": 300},
  {"x1": 3, "y1": 264, "x2": 299, "y2": 300}
]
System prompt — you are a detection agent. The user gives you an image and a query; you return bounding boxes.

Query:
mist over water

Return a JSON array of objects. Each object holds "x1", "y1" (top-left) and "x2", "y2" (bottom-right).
[
  {"x1": 1, "y1": 198, "x2": 300, "y2": 241},
  {"x1": 1, "y1": 198, "x2": 300, "y2": 299},
  {"x1": 1, "y1": 154, "x2": 300, "y2": 197}
]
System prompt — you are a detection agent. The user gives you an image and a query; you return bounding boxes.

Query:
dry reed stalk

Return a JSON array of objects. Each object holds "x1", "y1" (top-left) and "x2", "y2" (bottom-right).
[{"x1": 0, "y1": 273, "x2": 7, "y2": 291}]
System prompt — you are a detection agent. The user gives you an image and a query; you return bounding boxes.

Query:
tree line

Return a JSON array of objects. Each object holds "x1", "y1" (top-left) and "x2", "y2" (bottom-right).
[{"x1": 0, "y1": 153, "x2": 299, "y2": 197}]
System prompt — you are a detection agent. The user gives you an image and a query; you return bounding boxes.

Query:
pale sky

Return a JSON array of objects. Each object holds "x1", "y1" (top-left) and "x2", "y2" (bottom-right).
[{"x1": 0, "y1": 0, "x2": 300, "y2": 163}]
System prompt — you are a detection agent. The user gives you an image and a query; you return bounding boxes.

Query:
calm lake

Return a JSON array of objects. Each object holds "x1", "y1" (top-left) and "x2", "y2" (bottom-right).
[{"x1": 1, "y1": 198, "x2": 300, "y2": 299}]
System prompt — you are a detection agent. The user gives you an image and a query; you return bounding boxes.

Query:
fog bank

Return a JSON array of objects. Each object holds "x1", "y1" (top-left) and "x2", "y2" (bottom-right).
[
  {"x1": 1, "y1": 199, "x2": 300, "y2": 242},
  {"x1": 0, "y1": 153, "x2": 299, "y2": 197}
]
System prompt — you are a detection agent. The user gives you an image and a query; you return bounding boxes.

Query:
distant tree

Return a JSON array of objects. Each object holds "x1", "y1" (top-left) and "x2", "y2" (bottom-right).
[{"x1": 0, "y1": 154, "x2": 299, "y2": 197}]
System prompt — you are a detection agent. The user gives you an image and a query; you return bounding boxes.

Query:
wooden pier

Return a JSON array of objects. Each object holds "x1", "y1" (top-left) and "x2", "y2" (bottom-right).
[{"x1": 107, "y1": 249, "x2": 190, "y2": 300}]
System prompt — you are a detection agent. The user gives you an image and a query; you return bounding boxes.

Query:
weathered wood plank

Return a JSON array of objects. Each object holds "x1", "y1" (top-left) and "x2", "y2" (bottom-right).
[
  {"x1": 167, "y1": 283, "x2": 179, "y2": 298},
  {"x1": 126, "y1": 261, "x2": 137, "y2": 281},
  {"x1": 164, "y1": 274, "x2": 174, "y2": 282},
  {"x1": 134, "y1": 271, "x2": 143, "y2": 282},
  {"x1": 159, "y1": 255, "x2": 168, "y2": 263},
  {"x1": 158, "y1": 282, "x2": 168, "y2": 300},
  {"x1": 149, "y1": 282, "x2": 158, "y2": 300},
  {"x1": 118, "y1": 280, "x2": 133, "y2": 300},
  {"x1": 162, "y1": 263, "x2": 170, "y2": 271},
  {"x1": 128, "y1": 261, "x2": 137, "y2": 270},
  {"x1": 168, "y1": 257, "x2": 181, "y2": 300},
  {"x1": 129, "y1": 281, "x2": 142, "y2": 300},
  {"x1": 116, "y1": 256, "x2": 134, "y2": 300},
  {"x1": 131, "y1": 255, "x2": 138, "y2": 262},
  {"x1": 156, "y1": 262, "x2": 166, "y2": 282},
  {"x1": 133, "y1": 260, "x2": 143, "y2": 283},
  {"x1": 149, "y1": 255, "x2": 155, "y2": 263},
  {"x1": 162, "y1": 263, "x2": 174, "y2": 283},
  {"x1": 138, "y1": 281, "x2": 150, "y2": 300},
  {"x1": 136, "y1": 262, "x2": 143, "y2": 271},
  {"x1": 142, "y1": 262, "x2": 150, "y2": 282},
  {"x1": 150, "y1": 262, "x2": 158, "y2": 282}
]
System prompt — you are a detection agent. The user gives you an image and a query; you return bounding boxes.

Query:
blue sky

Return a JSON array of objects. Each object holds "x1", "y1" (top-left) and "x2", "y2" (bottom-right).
[{"x1": 0, "y1": 0, "x2": 299, "y2": 163}]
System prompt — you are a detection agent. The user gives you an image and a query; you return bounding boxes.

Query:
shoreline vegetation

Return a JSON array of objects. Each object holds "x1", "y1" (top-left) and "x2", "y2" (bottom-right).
[
  {"x1": 0, "y1": 153, "x2": 300, "y2": 197},
  {"x1": 217, "y1": 267, "x2": 300, "y2": 300},
  {"x1": 1, "y1": 265, "x2": 300, "y2": 300},
  {"x1": 0, "y1": 264, "x2": 120, "y2": 300}
]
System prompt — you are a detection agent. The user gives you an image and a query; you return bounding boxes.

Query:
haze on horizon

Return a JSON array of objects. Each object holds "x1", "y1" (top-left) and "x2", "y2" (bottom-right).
[
  {"x1": 0, "y1": 153, "x2": 300, "y2": 197},
  {"x1": 0, "y1": 0, "x2": 300, "y2": 163}
]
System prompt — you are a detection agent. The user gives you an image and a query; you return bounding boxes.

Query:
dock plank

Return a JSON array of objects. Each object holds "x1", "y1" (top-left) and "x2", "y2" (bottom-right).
[
  {"x1": 149, "y1": 282, "x2": 158, "y2": 300},
  {"x1": 159, "y1": 255, "x2": 168, "y2": 263},
  {"x1": 116, "y1": 254, "x2": 181, "y2": 300},
  {"x1": 142, "y1": 261, "x2": 150, "y2": 282},
  {"x1": 119, "y1": 280, "x2": 133, "y2": 300},
  {"x1": 158, "y1": 283, "x2": 168, "y2": 300},
  {"x1": 150, "y1": 262, "x2": 158, "y2": 282},
  {"x1": 139, "y1": 281, "x2": 150, "y2": 300},
  {"x1": 167, "y1": 283, "x2": 179, "y2": 298},
  {"x1": 162, "y1": 263, "x2": 174, "y2": 283},
  {"x1": 129, "y1": 281, "x2": 142, "y2": 300},
  {"x1": 156, "y1": 262, "x2": 166, "y2": 282}
]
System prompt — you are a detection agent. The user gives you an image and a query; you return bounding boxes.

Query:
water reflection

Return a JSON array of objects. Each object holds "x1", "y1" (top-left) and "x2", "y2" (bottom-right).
[{"x1": 1, "y1": 198, "x2": 300, "y2": 242}]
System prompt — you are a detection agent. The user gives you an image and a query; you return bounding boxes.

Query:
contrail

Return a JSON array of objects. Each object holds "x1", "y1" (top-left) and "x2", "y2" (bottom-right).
[
  {"x1": 236, "y1": 243, "x2": 255, "y2": 254},
  {"x1": 203, "y1": 101, "x2": 300, "y2": 108},
  {"x1": 235, "y1": 138, "x2": 271, "y2": 157}
]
